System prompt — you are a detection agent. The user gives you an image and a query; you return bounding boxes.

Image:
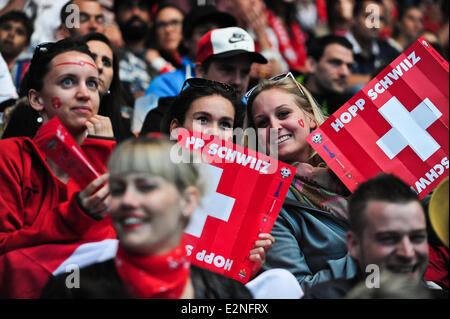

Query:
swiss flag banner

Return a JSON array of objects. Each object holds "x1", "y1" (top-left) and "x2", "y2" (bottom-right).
[
  {"x1": 176, "y1": 129, "x2": 295, "y2": 283},
  {"x1": 307, "y1": 37, "x2": 449, "y2": 199}
]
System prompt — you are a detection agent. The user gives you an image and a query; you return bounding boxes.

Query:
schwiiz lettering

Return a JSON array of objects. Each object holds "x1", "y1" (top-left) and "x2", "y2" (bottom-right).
[
  {"x1": 412, "y1": 156, "x2": 449, "y2": 194},
  {"x1": 368, "y1": 51, "x2": 421, "y2": 101}
]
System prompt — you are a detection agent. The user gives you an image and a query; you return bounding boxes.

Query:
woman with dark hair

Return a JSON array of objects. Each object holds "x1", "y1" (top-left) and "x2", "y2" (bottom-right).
[
  {"x1": 0, "y1": 37, "x2": 116, "y2": 254},
  {"x1": 2, "y1": 33, "x2": 134, "y2": 142},
  {"x1": 145, "y1": 3, "x2": 185, "y2": 74},
  {"x1": 165, "y1": 78, "x2": 274, "y2": 280},
  {"x1": 325, "y1": 0, "x2": 354, "y2": 36},
  {"x1": 164, "y1": 78, "x2": 245, "y2": 141}
]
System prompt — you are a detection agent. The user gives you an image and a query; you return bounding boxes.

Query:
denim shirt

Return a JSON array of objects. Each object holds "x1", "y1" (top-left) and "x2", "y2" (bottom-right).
[{"x1": 262, "y1": 189, "x2": 358, "y2": 290}]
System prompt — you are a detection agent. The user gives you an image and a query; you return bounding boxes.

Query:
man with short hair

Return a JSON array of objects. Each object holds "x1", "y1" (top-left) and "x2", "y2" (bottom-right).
[
  {"x1": 345, "y1": 0, "x2": 398, "y2": 90},
  {"x1": 387, "y1": 5, "x2": 424, "y2": 54},
  {"x1": 0, "y1": 10, "x2": 33, "y2": 92},
  {"x1": 113, "y1": 0, "x2": 158, "y2": 100},
  {"x1": 303, "y1": 174, "x2": 445, "y2": 299},
  {"x1": 59, "y1": 0, "x2": 105, "y2": 37},
  {"x1": 195, "y1": 26, "x2": 267, "y2": 101},
  {"x1": 304, "y1": 34, "x2": 354, "y2": 115}
]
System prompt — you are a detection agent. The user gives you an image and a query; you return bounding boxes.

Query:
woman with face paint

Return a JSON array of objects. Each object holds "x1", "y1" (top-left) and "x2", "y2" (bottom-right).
[
  {"x1": 244, "y1": 72, "x2": 357, "y2": 290},
  {"x1": 0, "y1": 38, "x2": 117, "y2": 255},
  {"x1": 2, "y1": 33, "x2": 134, "y2": 142},
  {"x1": 41, "y1": 135, "x2": 253, "y2": 299}
]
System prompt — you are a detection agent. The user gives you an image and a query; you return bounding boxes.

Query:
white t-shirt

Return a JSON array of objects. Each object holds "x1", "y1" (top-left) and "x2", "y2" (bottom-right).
[{"x1": 0, "y1": 53, "x2": 18, "y2": 104}]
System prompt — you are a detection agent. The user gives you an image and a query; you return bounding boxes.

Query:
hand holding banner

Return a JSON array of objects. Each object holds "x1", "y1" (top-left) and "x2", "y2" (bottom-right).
[{"x1": 176, "y1": 128, "x2": 295, "y2": 283}]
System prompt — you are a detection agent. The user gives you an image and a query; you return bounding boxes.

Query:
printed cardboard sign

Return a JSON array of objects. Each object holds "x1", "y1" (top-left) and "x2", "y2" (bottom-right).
[
  {"x1": 34, "y1": 117, "x2": 100, "y2": 188},
  {"x1": 307, "y1": 37, "x2": 449, "y2": 199},
  {"x1": 177, "y1": 129, "x2": 295, "y2": 283}
]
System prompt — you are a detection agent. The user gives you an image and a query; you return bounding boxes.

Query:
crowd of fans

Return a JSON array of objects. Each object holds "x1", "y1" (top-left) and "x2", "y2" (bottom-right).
[{"x1": 0, "y1": 0, "x2": 448, "y2": 300}]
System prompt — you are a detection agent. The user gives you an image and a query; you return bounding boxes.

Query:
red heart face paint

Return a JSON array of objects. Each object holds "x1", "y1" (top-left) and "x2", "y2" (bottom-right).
[
  {"x1": 298, "y1": 119, "x2": 304, "y2": 127},
  {"x1": 51, "y1": 97, "x2": 62, "y2": 109}
]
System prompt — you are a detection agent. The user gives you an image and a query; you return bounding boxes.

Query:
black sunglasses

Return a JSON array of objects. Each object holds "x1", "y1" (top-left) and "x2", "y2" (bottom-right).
[
  {"x1": 180, "y1": 78, "x2": 236, "y2": 96},
  {"x1": 35, "y1": 42, "x2": 55, "y2": 54}
]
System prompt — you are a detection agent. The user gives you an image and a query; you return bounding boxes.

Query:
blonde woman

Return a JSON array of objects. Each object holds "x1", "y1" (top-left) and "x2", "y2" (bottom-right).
[
  {"x1": 244, "y1": 72, "x2": 357, "y2": 290},
  {"x1": 42, "y1": 136, "x2": 253, "y2": 298}
]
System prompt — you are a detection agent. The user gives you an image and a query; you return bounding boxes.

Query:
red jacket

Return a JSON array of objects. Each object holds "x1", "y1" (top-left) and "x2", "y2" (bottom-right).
[
  {"x1": 0, "y1": 136, "x2": 117, "y2": 255},
  {"x1": 0, "y1": 239, "x2": 119, "y2": 298}
]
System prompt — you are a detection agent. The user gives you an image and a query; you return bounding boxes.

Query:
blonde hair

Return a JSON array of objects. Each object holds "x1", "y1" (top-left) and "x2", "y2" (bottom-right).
[
  {"x1": 244, "y1": 76, "x2": 328, "y2": 164},
  {"x1": 108, "y1": 136, "x2": 205, "y2": 196}
]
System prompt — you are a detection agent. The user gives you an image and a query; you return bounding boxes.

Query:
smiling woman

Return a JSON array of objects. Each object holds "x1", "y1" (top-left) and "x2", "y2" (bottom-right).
[
  {"x1": 0, "y1": 38, "x2": 117, "y2": 255},
  {"x1": 41, "y1": 135, "x2": 253, "y2": 299},
  {"x1": 244, "y1": 72, "x2": 357, "y2": 290}
]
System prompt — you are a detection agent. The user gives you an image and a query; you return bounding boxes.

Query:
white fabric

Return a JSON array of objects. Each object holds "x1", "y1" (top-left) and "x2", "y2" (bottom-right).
[
  {"x1": 246, "y1": 268, "x2": 304, "y2": 299},
  {"x1": 0, "y1": 53, "x2": 18, "y2": 103},
  {"x1": 52, "y1": 239, "x2": 119, "y2": 276},
  {"x1": 131, "y1": 93, "x2": 159, "y2": 134}
]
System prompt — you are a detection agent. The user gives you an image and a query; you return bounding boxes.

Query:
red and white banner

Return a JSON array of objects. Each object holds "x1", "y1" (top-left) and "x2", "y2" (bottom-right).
[
  {"x1": 177, "y1": 129, "x2": 295, "y2": 283},
  {"x1": 307, "y1": 37, "x2": 449, "y2": 199}
]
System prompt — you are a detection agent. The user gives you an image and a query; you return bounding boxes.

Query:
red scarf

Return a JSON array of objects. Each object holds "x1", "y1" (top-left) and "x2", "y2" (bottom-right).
[
  {"x1": 114, "y1": 242, "x2": 190, "y2": 299},
  {"x1": 265, "y1": 8, "x2": 307, "y2": 72}
]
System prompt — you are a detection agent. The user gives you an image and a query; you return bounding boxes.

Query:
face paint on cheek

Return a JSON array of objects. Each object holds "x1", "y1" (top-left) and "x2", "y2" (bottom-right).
[
  {"x1": 298, "y1": 119, "x2": 304, "y2": 127},
  {"x1": 51, "y1": 97, "x2": 62, "y2": 109}
]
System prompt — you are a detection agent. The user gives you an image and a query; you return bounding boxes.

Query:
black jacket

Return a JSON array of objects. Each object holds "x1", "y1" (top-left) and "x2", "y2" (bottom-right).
[{"x1": 41, "y1": 259, "x2": 252, "y2": 299}]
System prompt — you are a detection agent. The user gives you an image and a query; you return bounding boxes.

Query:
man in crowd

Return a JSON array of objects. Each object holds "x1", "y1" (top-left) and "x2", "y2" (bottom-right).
[
  {"x1": 59, "y1": 0, "x2": 105, "y2": 38},
  {"x1": 139, "y1": 26, "x2": 267, "y2": 135},
  {"x1": 345, "y1": 0, "x2": 398, "y2": 91},
  {"x1": 303, "y1": 174, "x2": 446, "y2": 299},
  {"x1": 387, "y1": 5, "x2": 424, "y2": 54},
  {"x1": 114, "y1": 0, "x2": 158, "y2": 100},
  {"x1": 303, "y1": 34, "x2": 354, "y2": 116},
  {"x1": 0, "y1": 10, "x2": 33, "y2": 92}
]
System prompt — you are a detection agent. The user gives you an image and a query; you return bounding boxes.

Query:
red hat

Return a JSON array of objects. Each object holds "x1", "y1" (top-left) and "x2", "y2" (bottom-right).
[{"x1": 196, "y1": 27, "x2": 268, "y2": 65}]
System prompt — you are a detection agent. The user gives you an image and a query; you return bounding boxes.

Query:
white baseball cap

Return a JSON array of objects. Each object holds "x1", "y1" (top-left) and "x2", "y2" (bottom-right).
[{"x1": 196, "y1": 27, "x2": 268, "y2": 65}]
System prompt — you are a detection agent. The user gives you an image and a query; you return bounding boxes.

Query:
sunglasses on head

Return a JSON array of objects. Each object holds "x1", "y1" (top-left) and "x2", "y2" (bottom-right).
[
  {"x1": 180, "y1": 78, "x2": 236, "y2": 96},
  {"x1": 244, "y1": 72, "x2": 306, "y2": 103},
  {"x1": 35, "y1": 42, "x2": 55, "y2": 55}
]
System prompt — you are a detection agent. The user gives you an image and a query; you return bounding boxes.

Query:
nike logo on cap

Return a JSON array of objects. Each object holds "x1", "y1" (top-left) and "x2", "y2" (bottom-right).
[{"x1": 228, "y1": 33, "x2": 246, "y2": 44}]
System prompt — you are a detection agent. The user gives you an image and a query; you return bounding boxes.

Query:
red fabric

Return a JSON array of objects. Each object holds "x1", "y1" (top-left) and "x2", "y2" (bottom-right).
[
  {"x1": 425, "y1": 244, "x2": 449, "y2": 290},
  {"x1": 0, "y1": 242, "x2": 88, "y2": 298},
  {"x1": 316, "y1": 0, "x2": 327, "y2": 22},
  {"x1": 196, "y1": 30, "x2": 214, "y2": 64},
  {"x1": 0, "y1": 137, "x2": 116, "y2": 255},
  {"x1": 265, "y1": 9, "x2": 307, "y2": 72},
  {"x1": 114, "y1": 242, "x2": 190, "y2": 299}
]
